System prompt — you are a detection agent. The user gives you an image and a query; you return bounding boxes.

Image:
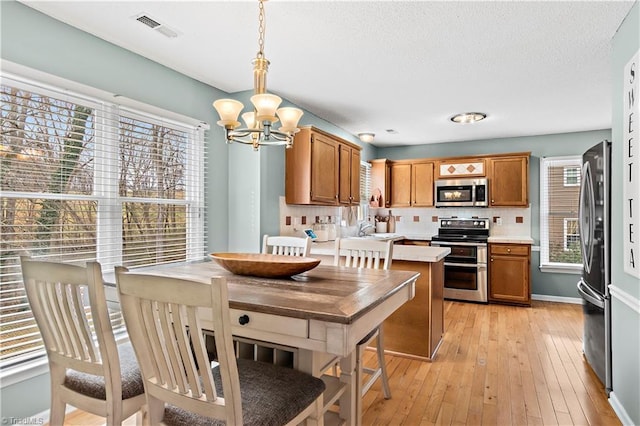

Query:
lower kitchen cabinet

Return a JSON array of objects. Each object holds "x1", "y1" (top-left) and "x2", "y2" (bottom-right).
[{"x1": 489, "y1": 243, "x2": 531, "y2": 305}]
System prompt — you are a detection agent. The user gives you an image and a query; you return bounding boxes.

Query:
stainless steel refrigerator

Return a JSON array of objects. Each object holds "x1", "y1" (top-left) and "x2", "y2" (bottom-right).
[{"x1": 577, "y1": 140, "x2": 612, "y2": 393}]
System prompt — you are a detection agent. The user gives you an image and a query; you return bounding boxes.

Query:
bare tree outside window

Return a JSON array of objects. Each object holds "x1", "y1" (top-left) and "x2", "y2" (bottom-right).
[{"x1": 0, "y1": 79, "x2": 204, "y2": 368}]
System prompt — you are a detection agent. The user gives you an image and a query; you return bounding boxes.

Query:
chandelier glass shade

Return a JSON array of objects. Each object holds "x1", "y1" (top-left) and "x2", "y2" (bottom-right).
[{"x1": 213, "y1": 0, "x2": 303, "y2": 150}]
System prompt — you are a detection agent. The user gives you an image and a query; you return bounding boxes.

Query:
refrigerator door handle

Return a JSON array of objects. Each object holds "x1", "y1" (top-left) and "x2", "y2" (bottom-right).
[
  {"x1": 577, "y1": 279, "x2": 605, "y2": 308},
  {"x1": 579, "y1": 161, "x2": 595, "y2": 273}
]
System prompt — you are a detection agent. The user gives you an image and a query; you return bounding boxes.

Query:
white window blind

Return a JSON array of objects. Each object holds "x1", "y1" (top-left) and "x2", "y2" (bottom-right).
[
  {"x1": 359, "y1": 161, "x2": 371, "y2": 204},
  {"x1": 539, "y1": 156, "x2": 582, "y2": 272},
  {"x1": 0, "y1": 74, "x2": 207, "y2": 369}
]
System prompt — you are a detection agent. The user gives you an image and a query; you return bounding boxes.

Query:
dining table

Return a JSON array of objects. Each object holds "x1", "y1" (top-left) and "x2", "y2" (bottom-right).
[{"x1": 105, "y1": 259, "x2": 419, "y2": 426}]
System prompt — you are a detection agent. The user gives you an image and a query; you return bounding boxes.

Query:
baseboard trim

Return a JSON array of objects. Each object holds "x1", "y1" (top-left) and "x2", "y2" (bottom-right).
[
  {"x1": 531, "y1": 294, "x2": 582, "y2": 304},
  {"x1": 609, "y1": 285, "x2": 640, "y2": 314},
  {"x1": 609, "y1": 391, "x2": 636, "y2": 425}
]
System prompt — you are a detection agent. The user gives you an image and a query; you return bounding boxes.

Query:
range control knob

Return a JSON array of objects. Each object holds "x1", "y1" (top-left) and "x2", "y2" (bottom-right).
[{"x1": 473, "y1": 221, "x2": 479, "y2": 226}]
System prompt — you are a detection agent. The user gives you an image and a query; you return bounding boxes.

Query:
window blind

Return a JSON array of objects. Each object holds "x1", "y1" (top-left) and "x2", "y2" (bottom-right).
[
  {"x1": 0, "y1": 74, "x2": 207, "y2": 369},
  {"x1": 539, "y1": 156, "x2": 582, "y2": 271},
  {"x1": 359, "y1": 161, "x2": 371, "y2": 204}
]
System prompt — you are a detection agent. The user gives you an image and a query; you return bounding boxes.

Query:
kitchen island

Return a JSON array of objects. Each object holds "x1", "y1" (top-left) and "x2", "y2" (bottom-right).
[{"x1": 310, "y1": 241, "x2": 450, "y2": 360}]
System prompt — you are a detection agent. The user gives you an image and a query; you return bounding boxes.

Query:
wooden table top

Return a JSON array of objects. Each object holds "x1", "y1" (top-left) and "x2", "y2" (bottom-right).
[{"x1": 122, "y1": 260, "x2": 419, "y2": 325}]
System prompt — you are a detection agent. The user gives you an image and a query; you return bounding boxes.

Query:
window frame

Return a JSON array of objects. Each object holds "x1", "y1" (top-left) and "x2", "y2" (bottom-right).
[
  {"x1": 563, "y1": 165, "x2": 581, "y2": 187},
  {"x1": 563, "y1": 217, "x2": 580, "y2": 251},
  {"x1": 0, "y1": 66, "x2": 208, "y2": 379},
  {"x1": 539, "y1": 155, "x2": 582, "y2": 274}
]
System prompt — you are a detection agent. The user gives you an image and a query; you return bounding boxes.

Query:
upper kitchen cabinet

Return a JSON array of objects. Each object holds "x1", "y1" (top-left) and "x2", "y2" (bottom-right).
[
  {"x1": 338, "y1": 143, "x2": 361, "y2": 204},
  {"x1": 435, "y1": 158, "x2": 486, "y2": 179},
  {"x1": 285, "y1": 126, "x2": 361, "y2": 206},
  {"x1": 388, "y1": 160, "x2": 434, "y2": 207},
  {"x1": 487, "y1": 154, "x2": 530, "y2": 207},
  {"x1": 411, "y1": 161, "x2": 434, "y2": 207},
  {"x1": 369, "y1": 159, "x2": 391, "y2": 207}
]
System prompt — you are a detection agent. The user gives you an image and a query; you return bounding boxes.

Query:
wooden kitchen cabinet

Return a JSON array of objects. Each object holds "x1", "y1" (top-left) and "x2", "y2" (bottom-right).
[
  {"x1": 338, "y1": 143, "x2": 360, "y2": 204},
  {"x1": 369, "y1": 159, "x2": 391, "y2": 207},
  {"x1": 370, "y1": 151, "x2": 529, "y2": 208},
  {"x1": 488, "y1": 154, "x2": 529, "y2": 207},
  {"x1": 388, "y1": 160, "x2": 434, "y2": 207},
  {"x1": 412, "y1": 161, "x2": 434, "y2": 207},
  {"x1": 285, "y1": 126, "x2": 361, "y2": 205},
  {"x1": 435, "y1": 158, "x2": 486, "y2": 179},
  {"x1": 390, "y1": 162, "x2": 412, "y2": 207},
  {"x1": 489, "y1": 243, "x2": 531, "y2": 305}
]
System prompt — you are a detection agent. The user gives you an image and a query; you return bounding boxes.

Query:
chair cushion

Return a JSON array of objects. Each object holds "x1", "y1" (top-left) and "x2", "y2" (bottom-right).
[
  {"x1": 63, "y1": 342, "x2": 144, "y2": 400},
  {"x1": 163, "y1": 358, "x2": 326, "y2": 426}
]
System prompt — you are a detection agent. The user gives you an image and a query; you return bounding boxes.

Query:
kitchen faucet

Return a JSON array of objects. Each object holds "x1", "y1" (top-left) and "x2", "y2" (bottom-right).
[{"x1": 358, "y1": 222, "x2": 374, "y2": 237}]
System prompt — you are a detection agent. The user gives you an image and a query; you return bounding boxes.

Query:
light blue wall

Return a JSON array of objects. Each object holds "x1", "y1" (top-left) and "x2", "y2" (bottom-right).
[
  {"x1": 610, "y1": 2, "x2": 640, "y2": 424},
  {"x1": 377, "y1": 130, "x2": 612, "y2": 298}
]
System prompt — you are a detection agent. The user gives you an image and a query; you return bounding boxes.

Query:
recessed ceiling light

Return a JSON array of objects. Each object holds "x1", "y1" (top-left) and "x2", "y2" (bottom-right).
[{"x1": 450, "y1": 112, "x2": 487, "y2": 124}]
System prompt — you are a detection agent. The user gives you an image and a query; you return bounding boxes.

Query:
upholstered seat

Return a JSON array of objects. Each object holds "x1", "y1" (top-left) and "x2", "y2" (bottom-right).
[
  {"x1": 64, "y1": 342, "x2": 144, "y2": 401},
  {"x1": 163, "y1": 358, "x2": 325, "y2": 426}
]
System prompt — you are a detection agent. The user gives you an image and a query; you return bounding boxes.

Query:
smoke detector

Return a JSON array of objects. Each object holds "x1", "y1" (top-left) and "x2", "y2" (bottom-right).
[{"x1": 134, "y1": 13, "x2": 180, "y2": 38}]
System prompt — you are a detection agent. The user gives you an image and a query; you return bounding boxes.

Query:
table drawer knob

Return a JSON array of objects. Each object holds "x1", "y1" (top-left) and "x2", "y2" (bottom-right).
[{"x1": 238, "y1": 314, "x2": 250, "y2": 325}]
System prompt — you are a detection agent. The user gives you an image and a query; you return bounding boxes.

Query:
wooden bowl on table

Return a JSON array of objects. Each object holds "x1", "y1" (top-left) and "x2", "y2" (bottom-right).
[{"x1": 209, "y1": 253, "x2": 320, "y2": 278}]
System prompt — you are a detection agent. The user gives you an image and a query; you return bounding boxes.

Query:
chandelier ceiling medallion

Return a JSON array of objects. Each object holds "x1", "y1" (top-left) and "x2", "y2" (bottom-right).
[{"x1": 213, "y1": 0, "x2": 303, "y2": 150}]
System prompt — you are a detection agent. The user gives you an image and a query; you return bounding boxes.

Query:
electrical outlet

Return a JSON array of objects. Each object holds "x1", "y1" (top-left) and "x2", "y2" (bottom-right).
[{"x1": 496, "y1": 217, "x2": 503, "y2": 226}]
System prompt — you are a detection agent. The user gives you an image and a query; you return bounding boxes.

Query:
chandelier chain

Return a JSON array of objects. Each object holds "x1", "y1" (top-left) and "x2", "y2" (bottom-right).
[{"x1": 257, "y1": 0, "x2": 266, "y2": 59}]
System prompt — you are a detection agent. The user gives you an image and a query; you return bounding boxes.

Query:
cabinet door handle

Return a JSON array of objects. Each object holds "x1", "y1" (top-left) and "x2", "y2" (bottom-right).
[
  {"x1": 507, "y1": 248, "x2": 511, "y2": 253},
  {"x1": 238, "y1": 314, "x2": 250, "y2": 325},
  {"x1": 490, "y1": 258, "x2": 494, "y2": 262}
]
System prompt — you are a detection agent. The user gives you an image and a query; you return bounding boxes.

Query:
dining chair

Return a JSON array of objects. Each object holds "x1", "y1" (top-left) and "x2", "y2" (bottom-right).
[
  {"x1": 19, "y1": 257, "x2": 145, "y2": 426},
  {"x1": 115, "y1": 267, "x2": 326, "y2": 426},
  {"x1": 262, "y1": 234, "x2": 311, "y2": 257},
  {"x1": 333, "y1": 237, "x2": 393, "y2": 400}
]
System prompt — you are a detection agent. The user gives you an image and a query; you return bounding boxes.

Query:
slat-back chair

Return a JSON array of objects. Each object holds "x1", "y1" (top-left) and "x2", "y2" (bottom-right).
[
  {"x1": 333, "y1": 238, "x2": 393, "y2": 399},
  {"x1": 262, "y1": 235, "x2": 311, "y2": 257},
  {"x1": 115, "y1": 268, "x2": 325, "y2": 426},
  {"x1": 20, "y1": 257, "x2": 145, "y2": 425}
]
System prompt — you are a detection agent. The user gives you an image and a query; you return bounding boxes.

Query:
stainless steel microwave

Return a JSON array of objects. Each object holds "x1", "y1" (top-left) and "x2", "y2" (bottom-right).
[{"x1": 434, "y1": 178, "x2": 489, "y2": 207}]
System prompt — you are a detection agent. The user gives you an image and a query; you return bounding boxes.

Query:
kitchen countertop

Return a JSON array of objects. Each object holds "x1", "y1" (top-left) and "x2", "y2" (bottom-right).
[{"x1": 487, "y1": 235, "x2": 534, "y2": 244}]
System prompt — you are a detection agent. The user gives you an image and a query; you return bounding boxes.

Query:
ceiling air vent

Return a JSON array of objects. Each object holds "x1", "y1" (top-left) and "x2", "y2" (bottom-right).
[{"x1": 134, "y1": 13, "x2": 179, "y2": 38}]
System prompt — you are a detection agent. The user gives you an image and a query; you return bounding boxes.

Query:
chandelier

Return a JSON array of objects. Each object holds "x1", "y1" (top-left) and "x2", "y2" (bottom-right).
[{"x1": 213, "y1": 0, "x2": 303, "y2": 150}]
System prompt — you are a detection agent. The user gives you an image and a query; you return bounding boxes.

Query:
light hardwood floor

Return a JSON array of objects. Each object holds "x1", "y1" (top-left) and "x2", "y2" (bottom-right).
[{"x1": 59, "y1": 300, "x2": 620, "y2": 425}]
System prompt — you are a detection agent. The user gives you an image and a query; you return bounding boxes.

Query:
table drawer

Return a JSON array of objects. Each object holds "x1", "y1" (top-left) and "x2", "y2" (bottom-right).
[{"x1": 230, "y1": 309, "x2": 308, "y2": 338}]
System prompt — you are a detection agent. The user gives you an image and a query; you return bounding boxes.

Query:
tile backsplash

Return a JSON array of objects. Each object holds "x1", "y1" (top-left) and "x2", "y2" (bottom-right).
[{"x1": 279, "y1": 196, "x2": 532, "y2": 238}]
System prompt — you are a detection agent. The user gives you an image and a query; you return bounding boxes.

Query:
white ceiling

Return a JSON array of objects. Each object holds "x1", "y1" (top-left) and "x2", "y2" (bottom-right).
[{"x1": 19, "y1": 1, "x2": 635, "y2": 147}]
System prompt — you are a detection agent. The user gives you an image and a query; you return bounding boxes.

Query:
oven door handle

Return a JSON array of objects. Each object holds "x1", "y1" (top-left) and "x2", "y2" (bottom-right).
[
  {"x1": 444, "y1": 262, "x2": 482, "y2": 268},
  {"x1": 432, "y1": 241, "x2": 487, "y2": 247}
]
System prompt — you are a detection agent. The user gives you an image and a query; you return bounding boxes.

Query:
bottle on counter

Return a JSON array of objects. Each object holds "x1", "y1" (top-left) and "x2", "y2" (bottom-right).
[{"x1": 387, "y1": 210, "x2": 396, "y2": 233}]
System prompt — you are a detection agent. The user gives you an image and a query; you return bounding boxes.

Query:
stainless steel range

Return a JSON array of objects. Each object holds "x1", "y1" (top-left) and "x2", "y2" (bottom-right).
[{"x1": 431, "y1": 218, "x2": 489, "y2": 303}]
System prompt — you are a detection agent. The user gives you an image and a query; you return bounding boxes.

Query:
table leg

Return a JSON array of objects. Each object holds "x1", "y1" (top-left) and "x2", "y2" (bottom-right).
[
  {"x1": 298, "y1": 348, "x2": 358, "y2": 425},
  {"x1": 339, "y1": 351, "x2": 358, "y2": 426}
]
